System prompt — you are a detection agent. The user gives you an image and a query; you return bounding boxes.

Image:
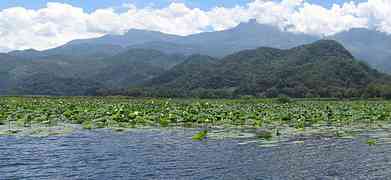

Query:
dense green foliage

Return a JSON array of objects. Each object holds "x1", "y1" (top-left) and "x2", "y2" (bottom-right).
[
  {"x1": 0, "y1": 49, "x2": 187, "y2": 95},
  {"x1": 1, "y1": 97, "x2": 391, "y2": 134},
  {"x1": 95, "y1": 49, "x2": 186, "y2": 89},
  {"x1": 132, "y1": 40, "x2": 390, "y2": 98}
]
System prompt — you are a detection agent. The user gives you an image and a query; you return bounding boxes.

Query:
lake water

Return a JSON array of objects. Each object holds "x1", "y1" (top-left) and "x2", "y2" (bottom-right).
[{"x1": 1, "y1": 129, "x2": 391, "y2": 180}]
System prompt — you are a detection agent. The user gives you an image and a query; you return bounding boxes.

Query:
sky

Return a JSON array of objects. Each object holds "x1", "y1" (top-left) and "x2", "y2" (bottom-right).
[
  {"x1": 0, "y1": 0, "x2": 366, "y2": 11},
  {"x1": 0, "y1": 0, "x2": 388, "y2": 52}
]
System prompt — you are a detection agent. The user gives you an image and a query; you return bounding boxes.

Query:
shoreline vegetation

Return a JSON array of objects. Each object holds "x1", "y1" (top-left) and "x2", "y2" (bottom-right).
[{"x1": 1, "y1": 96, "x2": 391, "y2": 145}]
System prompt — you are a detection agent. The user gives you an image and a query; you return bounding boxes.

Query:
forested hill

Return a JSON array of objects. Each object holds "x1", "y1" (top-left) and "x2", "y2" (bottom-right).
[
  {"x1": 136, "y1": 40, "x2": 390, "y2": 98},
  {"x1": 1, "y1": 39, "x2": 391, "y2": 98},
  {"x1": 0, "y1": 49, "x2": 187, "y2": 96}
]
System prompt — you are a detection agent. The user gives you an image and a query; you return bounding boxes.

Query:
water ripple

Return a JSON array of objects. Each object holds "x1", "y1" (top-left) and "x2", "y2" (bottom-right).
[{"x1": 1, "y1": 129, "x2": 391, "y2": 179}]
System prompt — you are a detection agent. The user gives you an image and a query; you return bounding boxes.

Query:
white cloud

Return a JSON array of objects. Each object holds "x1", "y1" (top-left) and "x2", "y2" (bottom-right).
[
  {"x1": 288, "y1": 2, "x2": 368, "y2": 35},
  {"x1": 1, "y1": 0, "x2": 391, "y2": 52},
  {"x1": 0, "y1": 3, "x2": 100, "y2": 51}
]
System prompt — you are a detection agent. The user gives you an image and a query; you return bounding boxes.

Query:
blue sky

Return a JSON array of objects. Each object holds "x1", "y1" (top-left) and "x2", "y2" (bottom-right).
[{"x1": 0, "y1": 0, "x2": 368, "y2": 11}]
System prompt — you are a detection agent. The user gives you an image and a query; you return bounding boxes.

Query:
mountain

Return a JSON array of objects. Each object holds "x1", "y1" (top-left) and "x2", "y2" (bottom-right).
[
  {"x1": 63, "y1": 19, "x2": 318, "y2": 58},
  {"x1": 44, "y1": 19, "x2": 391, "y2": 73},
  {"x1": 177, "y1": 19, "x2": 318, "y2": 57},
  {"x1": 127, "y1": 41, "x2": 201, "y2": 56},
  {"x1": 10, "y1": 72, "x2": 101, "y2": 96},
  {"x1": 146, "y1": 55, "x2": 219, "y2": 89},
  {"x1": 147, "y1": 40, "x2": 387, "y2": 98},
  {"x1": 1, "y1": 39, "x2": 390, "y2": 97},
  {"x1": 1, "y1": 48, "x2": 185, "y2": 95},
  {"x1": 68, "y1": 29, "x2": 181, "y2": 47},
  {"x1": 0, "y1": 53, "x2": 105, "y2": 95},
  {"x1": 93, "y1": 49, "x2": 186, "y2": 88},
  {"x1": 329, "y1": 28, "x2": 391, "y2": 73},
  {"x1": 0, "y1": 54, "x2": 33, "y2": 94},
  {"x1": 2, "y1": 19, "x2": 391, "y2": 97},
  {"x1": 9, "y1": 43, "x2": 124, "y2": 59},
  {"x1": 8, "y1": 49, "x2": 42, "y2": 59}
]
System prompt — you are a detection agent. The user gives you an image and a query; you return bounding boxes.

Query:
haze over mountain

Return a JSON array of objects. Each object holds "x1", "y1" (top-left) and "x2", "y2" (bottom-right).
[
  {"x1": 64, "y1": 19, "x2": 319, "y2": 58},
  {"x1": 9, "y1": 43, "x2": 125, "y2": 59},
  {"x1": 18, "y1": 19, "x2": 390, "y2": 73},
  {"x1": 67, "y1": 29, "x2": 180, "y2": 48},
  {"x1": 329, "y1": 28, "x2": 391, "y2": 73}
]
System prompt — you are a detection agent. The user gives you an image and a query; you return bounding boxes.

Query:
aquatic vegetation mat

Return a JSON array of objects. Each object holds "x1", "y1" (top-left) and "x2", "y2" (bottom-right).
[{"x1": 1, "y1": 97, "x2": 391, "y2": 143}]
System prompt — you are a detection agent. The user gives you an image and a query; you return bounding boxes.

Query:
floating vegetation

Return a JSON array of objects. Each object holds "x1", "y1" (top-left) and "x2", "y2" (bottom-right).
[
  {"x1": 192, "y1": 130, "x2": 208, "y2": 141},
  {"x1": 0, "y1": 97, "x2": 391, "y2": 141},
  {"x1": 367, "y1": 139, "x2": 377, "y2": 146},
  {"x1": 82, "y1": 121, "x2": 93, "y2": 130}
]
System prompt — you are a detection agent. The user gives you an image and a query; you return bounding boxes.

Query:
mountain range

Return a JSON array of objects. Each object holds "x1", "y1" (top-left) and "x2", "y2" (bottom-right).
[
  {"x1": 35, "y1": 19, "x2": 391, "y2": 73},
  {"x1": 1, "y1": 19, "x2": 391, "y2": 97},
  {"x1": 142, "y1": 40, "x2": 387, "y2": 98}
]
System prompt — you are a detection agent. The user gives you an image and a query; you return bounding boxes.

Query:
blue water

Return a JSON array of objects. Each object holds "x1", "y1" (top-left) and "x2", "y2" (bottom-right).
[{"x1": 1, "y1": 129, "x2": 391, "y2": 180}]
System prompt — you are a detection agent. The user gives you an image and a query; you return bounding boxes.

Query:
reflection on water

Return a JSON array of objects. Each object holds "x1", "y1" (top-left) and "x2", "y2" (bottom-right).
[{"x1": 1, "y1": 128, "x2": 391, "y2": 179}]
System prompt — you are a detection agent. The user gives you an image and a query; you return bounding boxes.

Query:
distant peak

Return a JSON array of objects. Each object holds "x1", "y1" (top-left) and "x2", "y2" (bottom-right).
[
  {"x1": 124, "y1": 28, "x2": 164, "y2": 35},
  {"x1": 237, "y1": 19, "x2": 259, "y2": 27},
  {"x1": 346, "y1": 28, "x2": 389, "y2": 36},
  {"x1": 24, "y1": 48, "x2": 39, "y2": 52},
  {"x1": 10, "y1": 48, "x2": 39, "y2": 53},
  {"x1": 334, "y1": 28, "x2": 375, "y2": 35},
  {"x1": 234, "y1": 19, "x2": 279, "y2": 32},
  {"x1": 348, "y1": 27, "x2": 372, "y2": 32},
  {"x1": 330, "y1": 28, "x2": 389, "y2": 39},
  {"x1": 248, "y1": 18, "x2": 258, "y2": 24},
  {"x1": 8, "y1": 48, "x2": 41, "y2": 57}
]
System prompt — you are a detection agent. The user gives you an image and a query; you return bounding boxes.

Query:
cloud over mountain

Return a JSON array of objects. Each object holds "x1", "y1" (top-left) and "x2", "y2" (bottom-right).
[{"x1": 1, "y1": 0, "x2": 391, "y2": 52}]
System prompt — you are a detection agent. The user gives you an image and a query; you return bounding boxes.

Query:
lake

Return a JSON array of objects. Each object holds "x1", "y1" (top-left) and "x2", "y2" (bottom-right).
[{"x1": 1, "y1": 129, "x2": 391, "y2": 180}]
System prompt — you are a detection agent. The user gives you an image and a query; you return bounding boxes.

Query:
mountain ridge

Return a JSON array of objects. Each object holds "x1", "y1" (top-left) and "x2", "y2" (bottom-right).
[
  {"x1": 2, "y1": 21, "x2": 391, "y2": 97},
  {"x1": 143, "y1": 40, "x2": 387, "y2": 98},
  {"x1": 7, "y1": 19, "x2": 391, "y2": 73},
  {"x1": 10, "y1": 19, "x2": 390, "y2": 73}
]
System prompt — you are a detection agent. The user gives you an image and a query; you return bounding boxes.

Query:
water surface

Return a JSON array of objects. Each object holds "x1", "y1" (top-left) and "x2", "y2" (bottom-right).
[{"x1": 1, "y1": 129, "x2": 391, "y2": 180}]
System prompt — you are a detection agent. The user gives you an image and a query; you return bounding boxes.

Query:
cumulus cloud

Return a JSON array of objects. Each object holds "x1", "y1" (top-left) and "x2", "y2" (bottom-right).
[
  {"x1": 0, "y1": 0, "x2": 391, "y2": 52},
  {"x1": 0, "y1": 3, "x2": 100, "y2": 51}
]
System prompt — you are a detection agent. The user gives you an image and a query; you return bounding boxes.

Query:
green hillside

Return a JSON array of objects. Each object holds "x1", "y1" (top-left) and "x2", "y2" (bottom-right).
[{"x1": 144, "y1": 40, "x2": 388, "y2": 98}]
